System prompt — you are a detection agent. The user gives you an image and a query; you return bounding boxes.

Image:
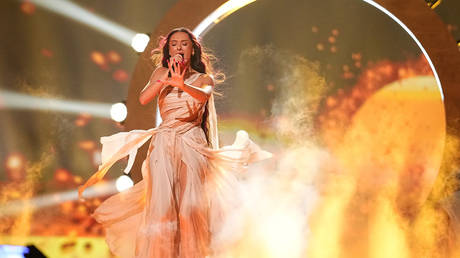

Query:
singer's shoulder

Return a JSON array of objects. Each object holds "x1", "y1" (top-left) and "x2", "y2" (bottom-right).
[
  {"x1": 200, "y1": 73, "x2": 215, "y2": 87},
  {"x1": 154, "y1": 66, "x2": 169, "y2": 74},
  {"x1": 148, "y1": 66, "x2": 168, "y2": 81}
]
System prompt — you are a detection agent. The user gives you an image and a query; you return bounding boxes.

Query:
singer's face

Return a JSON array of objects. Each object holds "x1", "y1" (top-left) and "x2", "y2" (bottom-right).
[{"x1": 169, "y1": 32, "x2": 193, "y2": 62}]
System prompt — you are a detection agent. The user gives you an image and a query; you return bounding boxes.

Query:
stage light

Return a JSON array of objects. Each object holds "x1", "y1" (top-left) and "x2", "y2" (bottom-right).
[
  {"x1": 131, "y1": 33, "x2": 150, "y2": 53},
  {"x1": 0, "y1": 245, "x2": 46, "y2": 258},
  {"x1": 24, "y1": 0, "x2": 137, "y2": 46},
  {"x1": 457, "y1": 40, "x2": 460, "y2": 51},
  {"x1": 5, "y1": 153, "x2": 25, "y2": 171},
  {"x1": 193, "y1": 0, "x2": 256, "y2": 36},
  {"x1": 425, "y1": 0, "x2": 442, "y2": 9},
  {"x1": 0, "y1": 245, "x2": 29, "y2": 257},
  {"x1": 115, "y1": 175, "x2": 133, "y2": 192},
  {"x1": 110, "y1": 102, "x2": 127, "y2": 122},
  {"x1": 0, "y1": 90, "x2": 113, "y2": 118},
  {"x1": 0, "y1": 181, "x2": 118, "y2": 217}
]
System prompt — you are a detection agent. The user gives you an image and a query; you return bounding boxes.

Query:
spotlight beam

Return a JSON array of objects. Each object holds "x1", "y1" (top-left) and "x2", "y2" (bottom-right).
[
  {"x1": 0, "y1": 181, "x2": 117, "y2": 217},
  {"x1": 0, "y1": 90, "x2": 113, "y2": 118},
  {"x1": 21, "y1": 0, "x2": 137, "y2": 46}
]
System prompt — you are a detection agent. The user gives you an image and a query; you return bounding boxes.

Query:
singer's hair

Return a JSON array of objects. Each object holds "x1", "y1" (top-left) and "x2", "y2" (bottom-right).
[
  {"x1": 150, "y1": 27, "x2": 222, "y2": 79},
  {"x1": 150, "y1": 27, "x2": 224, "y2": 147}
]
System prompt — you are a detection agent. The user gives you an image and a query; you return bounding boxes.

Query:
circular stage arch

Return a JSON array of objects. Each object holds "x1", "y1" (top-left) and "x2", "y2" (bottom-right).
[{"x1": 124, "y1": 0, "x2": 460, "y2": 184}]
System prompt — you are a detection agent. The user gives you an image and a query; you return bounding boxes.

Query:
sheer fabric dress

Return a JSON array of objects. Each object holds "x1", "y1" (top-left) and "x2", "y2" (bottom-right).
[{"x1": 79, "y1": 73, "x2": 272, "y2": 258}]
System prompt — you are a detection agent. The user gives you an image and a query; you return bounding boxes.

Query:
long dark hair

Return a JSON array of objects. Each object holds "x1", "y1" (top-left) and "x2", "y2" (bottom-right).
[
  {"x1": 161, "y1": 27, "x2": 207, "y2": 74},
  {"x1": 156, "y1": 27, "x2": 213, "y2": 146}
]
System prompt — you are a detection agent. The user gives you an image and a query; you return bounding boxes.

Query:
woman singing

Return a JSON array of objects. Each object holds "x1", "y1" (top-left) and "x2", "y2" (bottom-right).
[{"x1": 79, "y1": 27, "x2": 272, "y2": 258}]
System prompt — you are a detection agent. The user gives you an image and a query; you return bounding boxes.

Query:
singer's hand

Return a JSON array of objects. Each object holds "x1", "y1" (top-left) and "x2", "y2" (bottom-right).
[
  {"x1": 170, "y1": 54, "x2": 183, "y2": 64},
  {"x1": 169, "y1": 54, "x2": 186, "y2": 73},
  {"x1": 159, "y1": 59, "x2": 189, "y2": 89}
]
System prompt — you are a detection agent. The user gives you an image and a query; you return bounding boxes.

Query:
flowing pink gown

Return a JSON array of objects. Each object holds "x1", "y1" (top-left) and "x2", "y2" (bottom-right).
[{"x1": 79, "y1": 73, "x2": 272, "y2": 258}]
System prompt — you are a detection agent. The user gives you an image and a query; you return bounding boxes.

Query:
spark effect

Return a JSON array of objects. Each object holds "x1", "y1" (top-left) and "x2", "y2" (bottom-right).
[
  {"x1": 318, "y1": 55, "x2": 434, "y2": 147},
  {"x1": 307, "y1": 56, "x2": 452, "y2": 258},
  {"x1": 20, "y1": 1, "x2": 35, "y2": 15},
  {"x1": 74, "y1": 113, "x2": 92, "y2": 127},
  {"x1": 40, "y1": 48, "x2": 53, "y2": 58},
  {"x1": 90, "y1": 51, "x2": 108, "y2": 70},
  {"x1": 212, "y1": 47, "x2": 328, "y2": 257},
  {"x1": 106, "y1": 50, "x2": 122, "y2": 64},
  {"x1": 112, "y1": 69, "x2": 129, "y2": 83},
  {"x1": 0, "y1": 151, "x2": 53, "y2": 237},
  {"x1": 212, "y1": 47, "x2": 451, "y2": 257}
]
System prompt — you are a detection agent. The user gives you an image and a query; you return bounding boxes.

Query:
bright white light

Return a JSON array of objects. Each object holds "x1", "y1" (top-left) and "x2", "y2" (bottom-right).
[
  {"x1": 193, "y1": 0, "x2": 256, "y2": 36},
  {"x1": 0, "y1": 254, "x2": 24, "y2": 258},
  {"x1": 260, "y1": 211, "x2": 304, "y2": 258},
  {"x1": 0, "y1": 90, "x2": 112, "y2": 118},
  {"x1": 115, "y1": 175, "x2": 134, "y2": 192},
  {"x1": 131, "y1": 33, "x2": 150, "y2": 52},
  {"x1": 156, "y1": 104, "x2": 162, "y2": 127},
  {"x1": 110, "y1": 102, "x2": 127, "y2": 122},
  {"x1": 362, "y1": 0, "x2": 444, "y2": 101},
  {"x1": 0, "y1": 245, "x2": 29, "y2": 256},
  {"x1": 0, "y1": 181, "x2": 118, "y2": 217},
  {"x1": 23, "y1": 0, "x2": 137, "y2": 46}
]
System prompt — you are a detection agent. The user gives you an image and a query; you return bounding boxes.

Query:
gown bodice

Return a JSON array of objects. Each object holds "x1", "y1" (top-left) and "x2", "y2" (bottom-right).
[{"x1": 157, "y1": 73, "x2": 206, "y2": 133}]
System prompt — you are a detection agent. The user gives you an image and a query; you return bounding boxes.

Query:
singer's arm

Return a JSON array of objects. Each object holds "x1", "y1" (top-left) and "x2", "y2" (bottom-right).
[
  {"x1": 179, "y1": 74, "x2": 214, "y2": 102},
  {"x1": 139, "y1": 67, "x2": 168, "y2": 105}
]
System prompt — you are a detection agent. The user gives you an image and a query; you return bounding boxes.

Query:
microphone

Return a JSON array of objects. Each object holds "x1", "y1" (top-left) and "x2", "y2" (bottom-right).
[
  {"x1": 173, "y1": 54, "x2": 183, "y2": 63},
  {"x1": 170, "y1": 54, "x2": 185, "y2": 75}
]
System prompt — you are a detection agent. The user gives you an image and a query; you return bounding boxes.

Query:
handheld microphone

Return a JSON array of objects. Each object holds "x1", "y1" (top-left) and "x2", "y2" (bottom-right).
[{"x1": 174, "y1": 54, "x2": 183, "y2": 63}]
